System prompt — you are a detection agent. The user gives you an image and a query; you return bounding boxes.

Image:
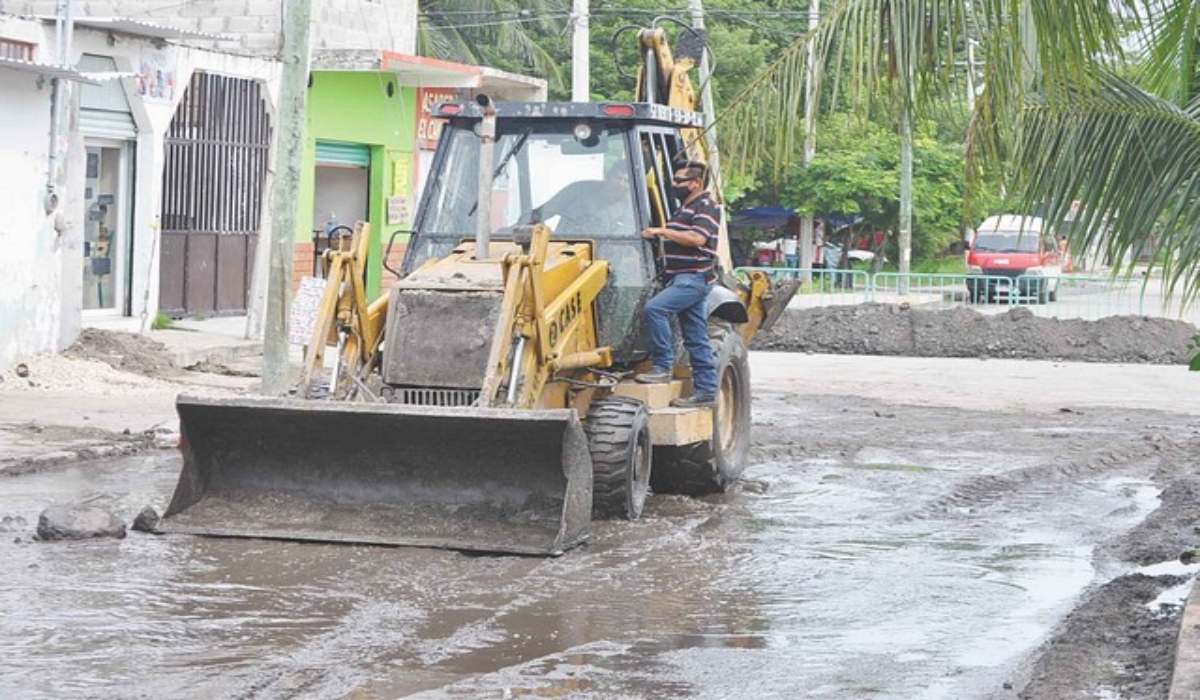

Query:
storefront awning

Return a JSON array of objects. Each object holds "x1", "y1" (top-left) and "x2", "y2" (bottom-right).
[
  {"x1": 0, "y1": 56, "x2": 118, "y2": 84},
  {"x1": 38, "y1": 16, "x2": 226, "y2": 42},
  {"x1": 311, "y1": 50, "x2": 546, "y2": 100}
]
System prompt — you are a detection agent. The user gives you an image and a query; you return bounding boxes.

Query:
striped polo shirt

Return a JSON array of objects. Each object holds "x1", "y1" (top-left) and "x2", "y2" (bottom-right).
[{"x1": 662, "y1": 190, "x2": 720, "y2": 283}]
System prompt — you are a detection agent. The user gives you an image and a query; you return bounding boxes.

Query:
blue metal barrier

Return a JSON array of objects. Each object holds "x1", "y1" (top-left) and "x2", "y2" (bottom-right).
[{"x1": 734, "y1": 267, "x2": 1197, "y2": 323}]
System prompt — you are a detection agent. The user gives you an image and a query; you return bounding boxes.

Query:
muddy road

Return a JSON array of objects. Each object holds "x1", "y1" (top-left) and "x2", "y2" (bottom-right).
[{"x1": 2, "y1": 354, "x2": 1199, "y2": 699}]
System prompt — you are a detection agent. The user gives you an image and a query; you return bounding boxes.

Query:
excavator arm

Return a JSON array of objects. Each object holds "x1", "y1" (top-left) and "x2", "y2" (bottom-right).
[
  {"x1": 635, "y1": 25, "x2": 798, "y2": 334},
  {"x1": 479, "y1": 223, "x2": 611, "y2": 409}
]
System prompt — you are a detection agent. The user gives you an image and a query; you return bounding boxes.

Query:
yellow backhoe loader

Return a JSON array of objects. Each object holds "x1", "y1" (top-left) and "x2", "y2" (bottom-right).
[{"x1": 158, "y1": 23, "x2": 797, "y2": 555}]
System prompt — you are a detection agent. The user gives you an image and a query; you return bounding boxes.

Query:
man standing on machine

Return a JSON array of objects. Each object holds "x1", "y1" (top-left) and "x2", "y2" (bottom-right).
[{"x1": 634, "y1": 161, "x2": 720, "y2": 408}]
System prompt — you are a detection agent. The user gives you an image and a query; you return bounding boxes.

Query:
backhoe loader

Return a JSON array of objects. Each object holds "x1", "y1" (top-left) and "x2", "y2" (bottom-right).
[{"x1": 158, "y1": 23, "x2": 798, "y2": 555}]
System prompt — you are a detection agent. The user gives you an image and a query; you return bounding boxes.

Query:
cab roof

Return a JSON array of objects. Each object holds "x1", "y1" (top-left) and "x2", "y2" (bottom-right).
[{"x1": 432, "y1": 100, "x2": 707, "y2": 129}]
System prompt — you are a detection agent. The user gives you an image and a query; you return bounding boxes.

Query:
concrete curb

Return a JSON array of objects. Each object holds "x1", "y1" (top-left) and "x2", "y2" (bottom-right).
[
  {"x1": 1170, "y1": 577, "x2": 1200, "y2": 699},
  {"x1": 0, "y1": 437, "x2": 162, "y2": 476},
  {"x1": 152, "y1": 335, "x2": 262, "y2": 369}
]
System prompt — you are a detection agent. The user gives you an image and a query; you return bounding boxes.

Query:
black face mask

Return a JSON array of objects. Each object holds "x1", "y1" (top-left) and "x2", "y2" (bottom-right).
[{"x1": 669, "y1": 183, "x2": 692, "y2": 199}]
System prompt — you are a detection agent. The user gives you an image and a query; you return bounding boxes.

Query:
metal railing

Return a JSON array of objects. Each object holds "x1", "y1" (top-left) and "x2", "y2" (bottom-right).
[{"x1": 736, "y1": 267, "x2": 1200, "y2": 324}]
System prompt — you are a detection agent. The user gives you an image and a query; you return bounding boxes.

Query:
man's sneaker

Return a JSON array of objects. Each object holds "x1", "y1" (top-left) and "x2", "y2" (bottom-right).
[
  {"x1": 635, "y1": 369, "x2": 672, "y2": 384},
  {"x1": 671, "y1": 394, "x2": 716, "y2": 408}
]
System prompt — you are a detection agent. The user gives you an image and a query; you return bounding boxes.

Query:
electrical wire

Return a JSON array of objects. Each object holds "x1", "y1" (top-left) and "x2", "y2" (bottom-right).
[{"x1": 418, "y1": 12, "x2": 573, "y2": 31}]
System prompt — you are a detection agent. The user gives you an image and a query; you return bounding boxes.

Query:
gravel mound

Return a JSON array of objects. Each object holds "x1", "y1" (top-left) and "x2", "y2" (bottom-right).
[
  {"x1": 0, "y1": 354, "x2": 175, "y2": 395},
  {"x1": 753, "y1": 304, "x2": 1198, "y2": 364},
  {"x1": 0, "y1": 329, "x2": 244, "y2": 396}
]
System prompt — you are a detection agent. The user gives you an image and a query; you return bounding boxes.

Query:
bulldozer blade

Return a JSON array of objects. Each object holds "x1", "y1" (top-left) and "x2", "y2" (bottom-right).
[
  {"x1": 158, "y1": 395, "x2": 593, "y2": 556},
  {"x1": 760, "y1": 278, "x2": 801, "y2": 333}
]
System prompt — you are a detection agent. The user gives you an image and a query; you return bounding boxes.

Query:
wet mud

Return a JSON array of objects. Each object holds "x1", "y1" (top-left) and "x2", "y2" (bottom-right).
[{"x1": 2, "y1": 382, "x2": 1198, "y2": 699}]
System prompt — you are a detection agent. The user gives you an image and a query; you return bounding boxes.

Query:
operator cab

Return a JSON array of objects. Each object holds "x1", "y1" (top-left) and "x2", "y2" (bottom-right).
[{"x1": 402, "y1": 100, "x2": 708, "y2": 362}]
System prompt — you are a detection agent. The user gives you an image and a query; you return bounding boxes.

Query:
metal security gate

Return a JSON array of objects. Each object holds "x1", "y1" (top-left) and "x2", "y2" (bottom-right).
[{"x1": 159, "y1": 72, "x2": 271, "y2": 317}]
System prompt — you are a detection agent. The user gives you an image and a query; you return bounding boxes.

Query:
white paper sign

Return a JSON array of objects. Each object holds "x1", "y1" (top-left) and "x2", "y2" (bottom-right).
[{"x1": 289, "y1": 276, "x2": 327, "y2": 345}]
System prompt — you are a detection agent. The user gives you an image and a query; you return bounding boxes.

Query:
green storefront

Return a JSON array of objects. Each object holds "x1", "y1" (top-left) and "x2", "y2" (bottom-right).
[
  {"x1": 302, "y1": 70, "x2": 416, "y2": 298},
  {"x1": 300, "y1": 56, "x2": 546, "y2": 298}
]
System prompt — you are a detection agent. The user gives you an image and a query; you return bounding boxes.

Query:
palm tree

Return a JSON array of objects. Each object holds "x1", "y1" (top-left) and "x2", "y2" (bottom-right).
[
  {"x1": 717, "y1": 0, "x2": 1136, "y2": 278},
  {"x1": 417, "y1": 0, "x2": 568, "y2": 91},
  {"x1": 1018, "y1": 1, "x2": 1200, "y2": 303}
]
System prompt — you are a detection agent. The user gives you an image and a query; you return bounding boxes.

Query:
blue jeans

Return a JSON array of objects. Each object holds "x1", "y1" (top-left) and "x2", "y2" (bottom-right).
[{"x1": 643, "y1": 272, "x2": 718, "y2": 397}]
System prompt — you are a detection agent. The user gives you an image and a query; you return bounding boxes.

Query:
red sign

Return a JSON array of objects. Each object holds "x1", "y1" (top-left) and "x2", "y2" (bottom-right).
[{"x1": 417, "y1": 87, "x2": 458, "y2": 150}]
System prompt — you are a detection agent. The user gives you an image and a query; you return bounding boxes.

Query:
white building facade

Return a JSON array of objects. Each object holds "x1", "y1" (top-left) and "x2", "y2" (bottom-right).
[
  {"x1": 1, "y1": 12, "x2": 282, "y2": 365},
  {"x1": 0, "y1": 0, "x2": 420, "y2": 367},
  {"x1": 0, "y1": 1, "x2": 549, "y2": 367}
]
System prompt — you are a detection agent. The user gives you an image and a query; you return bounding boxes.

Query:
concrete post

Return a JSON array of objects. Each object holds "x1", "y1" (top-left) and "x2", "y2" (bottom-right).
[
  {"x1": 262, "y1": 0, "x2": 313, "y2": 395},
  {"x1": 571, "y1": 0, "x2": 589, "y2": 102}
]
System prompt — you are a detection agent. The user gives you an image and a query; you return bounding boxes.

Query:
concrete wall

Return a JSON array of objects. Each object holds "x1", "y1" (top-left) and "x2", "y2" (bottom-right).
[{"x1": 11, "y1": 0, "x2": 417, "y2": 56}]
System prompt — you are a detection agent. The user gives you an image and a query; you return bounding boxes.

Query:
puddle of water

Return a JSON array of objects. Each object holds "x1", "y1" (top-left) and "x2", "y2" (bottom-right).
[
  {"x1": 0, "y1": 428, "x2": 1175, "y2": 699},
  {"x1": 1139, "y1": 560, "x2": 1200, "y2": 577},
  {"x1": 1148, "y1": 579, "x2": 1196, "y2": 610}
]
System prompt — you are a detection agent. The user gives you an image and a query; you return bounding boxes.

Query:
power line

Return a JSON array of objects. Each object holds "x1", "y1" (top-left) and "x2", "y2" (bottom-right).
[
  {"x1": 423, "y1": 7, "x2": 810, "y2": 37},
  {"x1": 419, "y1": 12, "x2": 573, "y2": 31}
]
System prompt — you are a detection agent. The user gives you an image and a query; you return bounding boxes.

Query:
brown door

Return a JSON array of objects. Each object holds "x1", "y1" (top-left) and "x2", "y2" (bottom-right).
[{"x1": 159, "y1": 72, "x2": 271, "y2": 317}]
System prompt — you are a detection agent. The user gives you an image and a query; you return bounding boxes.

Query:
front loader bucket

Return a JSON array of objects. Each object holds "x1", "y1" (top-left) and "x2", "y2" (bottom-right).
[{"x1": 158, "y1": 396, "x2": 593, "y2": 556}]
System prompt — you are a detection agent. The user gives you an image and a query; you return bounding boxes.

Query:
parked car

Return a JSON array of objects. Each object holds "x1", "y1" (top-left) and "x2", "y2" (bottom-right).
[{"x1": 966, "y1": 215, "x2": 1063, "y2": 303}]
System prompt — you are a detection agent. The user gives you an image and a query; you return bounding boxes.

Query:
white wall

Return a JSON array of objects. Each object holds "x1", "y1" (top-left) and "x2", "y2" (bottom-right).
[
  {"x1": 0, "y1": 14, "x2": 280, "y2": 366},
  {"x1": 0, "y1": 66, "x2": 62, "y2": 365}
]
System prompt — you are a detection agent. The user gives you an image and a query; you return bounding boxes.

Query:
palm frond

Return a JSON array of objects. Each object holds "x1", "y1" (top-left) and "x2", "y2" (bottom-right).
[
  {"x1": 719, "y1": 0, "x2": 976, "y2": 186},
  {"x1": 1134, "y1": 0, "x2": 1200, "y2": 105},
  {"x1": 719, "y1": 0, "x2": 1134, "y2": 192},
  {"x1": 1018, "y1": 71, "x2": 1200, "y2": 302}
]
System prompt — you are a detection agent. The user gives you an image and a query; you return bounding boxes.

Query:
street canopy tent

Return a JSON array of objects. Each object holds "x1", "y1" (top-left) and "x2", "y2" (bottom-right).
[{"x1": 729, "y1": 207, "x2": 863, "y2": 231}]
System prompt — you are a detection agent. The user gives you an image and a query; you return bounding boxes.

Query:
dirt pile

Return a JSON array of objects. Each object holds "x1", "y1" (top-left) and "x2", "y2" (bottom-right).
[
  {"x1": 64, "y1": 328, "x2": 178, "y2": 376},
  {"x1": 754, "y1": 304, "x2": 1198, "y2": 364}
]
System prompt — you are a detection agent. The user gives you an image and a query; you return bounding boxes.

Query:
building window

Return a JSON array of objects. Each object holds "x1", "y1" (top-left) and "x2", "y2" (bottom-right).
[{"x1": 0, "y1": 39, "x2": 34, "y2": 62}]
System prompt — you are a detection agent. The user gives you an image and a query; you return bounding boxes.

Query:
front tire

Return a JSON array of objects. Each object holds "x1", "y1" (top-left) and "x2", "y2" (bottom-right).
[
  {"x1": 652, "y1": 323, "x2": 752, "y2": 495},
  {"x1": 584, "y1": 397, "x2": 652, "y2": 519}
]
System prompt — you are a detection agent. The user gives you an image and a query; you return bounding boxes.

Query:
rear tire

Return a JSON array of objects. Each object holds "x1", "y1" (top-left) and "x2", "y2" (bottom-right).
[
  {"x1": 584, "y1": 397, "x2": 652, "y2": 520},
  {"x1": 652, "y1": 323, "x2": 752, "y2": 495}
]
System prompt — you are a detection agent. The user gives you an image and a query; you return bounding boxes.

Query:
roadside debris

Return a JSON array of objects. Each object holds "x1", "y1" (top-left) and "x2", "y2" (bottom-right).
[{"x1": 36, "y1": 504, "x2": 126, "y2": 541}]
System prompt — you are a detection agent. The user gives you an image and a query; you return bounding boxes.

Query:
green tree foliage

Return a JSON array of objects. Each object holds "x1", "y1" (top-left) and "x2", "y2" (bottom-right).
[
  {"x1": 416, "y1": 1, "x2": 570, "y2": 92},
  {"x1": 779, "y1": 115, "x2": 980, "y2": 260},
  {"x1": 415, "y1": 1, "x2": 808, "y2": 105},
  {"x1": 580, "y1": 2, "x2": 793, "y2": 106}
]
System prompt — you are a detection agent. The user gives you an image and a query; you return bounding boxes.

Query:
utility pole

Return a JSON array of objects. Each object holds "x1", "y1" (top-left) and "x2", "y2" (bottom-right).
[
  {"x1": 963, "y1": 0, "x2": 979, "y2": 115},
  {"x1": 688, "y1": 0, "x2": 733, "y2": 264},
  {"x1": 898, "y1": 57, "x2": 915, "y2": 289},
  {"x1": 46, "y1": 0, "x2": 74, "y2": 213},
  {"x1": 898, "y1": 109, "x2": 913, "y2": 284},
  {"x1": 571, "y1": 0, "x2": 590, "y2": 101},
  {"x1": 798, "y1": 0, "x2": 819, "y2": 280},
  {"x1": 262, "y1": 0, "x2": 314, "y2": 395},
  {"x1": 688, "y1": 0, "x2": 719, "y2": 173},
  {"x1": 965, "y1": 38, "x2": 977, "y2": 114}
]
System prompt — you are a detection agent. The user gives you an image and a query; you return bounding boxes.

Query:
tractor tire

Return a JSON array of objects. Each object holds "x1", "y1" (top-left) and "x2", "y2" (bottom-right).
[
  {"x1": 651, "y1": 322, "x2": 752, "y2": 495},
  {"x1": 584, "y1": 396, "x2": 652, "y2": 520}
]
